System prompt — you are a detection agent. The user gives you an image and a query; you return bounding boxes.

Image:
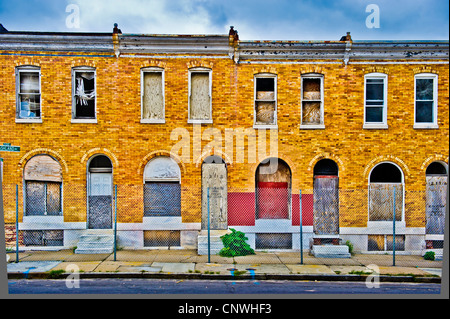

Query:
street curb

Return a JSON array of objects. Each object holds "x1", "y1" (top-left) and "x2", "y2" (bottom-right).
[{"x1": 7, "y1": 272, "x2": 442, "y2": 284}]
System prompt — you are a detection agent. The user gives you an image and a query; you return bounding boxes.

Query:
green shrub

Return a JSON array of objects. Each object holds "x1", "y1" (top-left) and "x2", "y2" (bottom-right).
[
  {"x1": 424, "y1": 251, "x2": 435, "y2": 261},
  {"x1": 219, "y1": 228, "x2": 255, "y2": 257}
]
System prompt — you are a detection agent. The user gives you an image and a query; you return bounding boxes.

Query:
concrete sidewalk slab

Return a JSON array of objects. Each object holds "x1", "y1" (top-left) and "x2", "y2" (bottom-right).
[
  {"x1": 152, "y1": 262, "x2": 195, "y2": 273},
  {"x1": 50, "y1": 261, "x2": 100, "y2": 273},
  {"x1": 366, "y1": 265, "x2": 430, "y2": 276},
  {"x1": 195, "y1": 263, "x2": 235, "y2": 274},
  {"x1": 286, "y1": 264, "x2": 335, "y2": 275},
  {"x1": 7, "y1": 261, "x2": 62, "y2": 273}
]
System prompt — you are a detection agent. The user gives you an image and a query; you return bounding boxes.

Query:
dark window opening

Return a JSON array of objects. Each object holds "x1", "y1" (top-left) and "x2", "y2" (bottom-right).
[
  {"x1": 370, "y1": 163, "x2": 402, "y2": 183},
  {"x1": 314, "y1": 159, "x2": 338, "y2": 176},
  {"x1": 426, "y1": 162, "x2": 447, "y2": 175},
  {"x1": 256, "y1": 77, "x2": 274, "y2": 92},
  {"x1": 74, "y1": 71, "x2": 96, "y2": 119}
]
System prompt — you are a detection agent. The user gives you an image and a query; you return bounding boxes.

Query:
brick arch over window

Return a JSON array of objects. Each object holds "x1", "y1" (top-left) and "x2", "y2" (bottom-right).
[
  {"x1": 138, "y1": 150, "x2": 186, "y2": 177},
  {"x1": 81, "y1": 148, "x2": 119, "y2": 168},
  {"x1": 19, "y1": 148, "x2": 68, "y2": 176}
]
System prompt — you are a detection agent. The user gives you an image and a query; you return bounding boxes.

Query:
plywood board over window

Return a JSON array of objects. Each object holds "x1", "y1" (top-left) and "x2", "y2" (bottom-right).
[
  {"x1": 189, "y1": 71, "x2": 211, "y2": 122},
  {"x1": 254, "y1": 75, "x2": 277, "y2": 127},
  {"x1": 301, "y1": 75, "x2": 324, "y2": 128},
  {"x1": 142, "y1": 69, "x2": 164, "y2": 123}
]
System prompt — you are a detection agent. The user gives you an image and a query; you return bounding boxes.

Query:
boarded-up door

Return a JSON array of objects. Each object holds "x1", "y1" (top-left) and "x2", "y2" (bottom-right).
[
  {"x1": 368, "y1": 183, "x2": 403, "y2": 221},
  {"x1": 88, "y1": 173, "x2": 112, "y2": 229},
  {"x1": 202, "y1": 163, "x2": 227, "y2": 230},
  {"x1": 426, "y1": 176, "x2": 447, "y2": 234},
  {"x1": 313, "y1": 176, "x2": 339, "y2": 235},
  {"x1": 257, "y1": 182, "x2": 289, "y2": 219}
]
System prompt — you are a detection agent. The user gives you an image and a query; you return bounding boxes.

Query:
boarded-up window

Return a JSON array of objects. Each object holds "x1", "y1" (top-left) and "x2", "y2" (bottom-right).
[
  {"x1": 143, "y1": 157, "x2": 181, "y2": 217},
  {"x1": 369, "y1": 184, "x2": 403, "y2": 221},
  {"x1": 256, "y1": 233, "x2": 292, "y2": 249},
  {"x1": 368, "y1": 235, "x2": 405, "y2": 251},
  {"x1": 142, "y1": 70, "x2": 164, "y2": 122},
  {"x1": 301, "y1": 75, "x2": 323, "y2": 125},
  {"x1": 24, "y1": 155, "x2": 62, "y2": 216},
  {"x1": 144, "y1": 230, "x2": 180, "y2": 247},
  {"x1": 144, "y1": 182, "x2": 181, "y2": 216},
  {"x1": 255, "y1": 75, "x2": 276, "y2": 126},
  {"x1": 16, "y1": 67, "x2": 41, "y2": 119},
  {"x1": 22, "y1": 230, "x2": 64, "y2": 246},
  {"x1": 73, "y1": 68, "x2": 96, "y2": 119},
  {"x1": 189, "y1": 71, "x2": 211, "y2": 121}
]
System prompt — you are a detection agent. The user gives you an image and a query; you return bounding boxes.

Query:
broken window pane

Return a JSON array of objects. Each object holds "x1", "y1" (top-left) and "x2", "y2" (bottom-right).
[
  {"x1": 142, "y1": 72, "x2": 164, "y2": 121},
  {"x1": 74, "y1": 71, "x2": 96, "y2": 119},
  {"x1": 416, "y1": 78, "x2": 434, "y2": 100},
  {"x1": 18, "y1": 71, "x2": 41, "y2": 118},
  {"x1": 189, "y1": 72, "x2": 211, "y2": 120},
  {"x1": 415, "y1": 78, "x2": 435, "y2": 123}
]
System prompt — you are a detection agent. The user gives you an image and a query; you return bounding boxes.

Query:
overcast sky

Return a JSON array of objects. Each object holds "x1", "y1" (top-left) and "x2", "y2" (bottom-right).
[{"x1": 0, "y1": 0, "x2": 448, "y2": 40}]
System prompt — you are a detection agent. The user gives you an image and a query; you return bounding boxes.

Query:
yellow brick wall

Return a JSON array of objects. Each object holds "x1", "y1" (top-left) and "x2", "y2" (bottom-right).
[{"x1": 1, "y1": 51, "x2": 448, "y2": 228}]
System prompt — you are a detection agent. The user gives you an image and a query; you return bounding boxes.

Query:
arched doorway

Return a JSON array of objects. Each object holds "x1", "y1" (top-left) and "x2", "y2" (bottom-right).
[
  {"x1": 425, "y1": 162, "x2": 447, "y2": 236},
  {"x1": 368, "y1": 162, "x2": 404, "y2": 222},
  {"x1": 313, "y1": 159, "x2": 339, "y2": 235},
  {"x1": 255, "y1": 158, "x2": 291, "y2": 220},
  {"x1": 201, "y1": 155, "x2": 227, "y2": 230},
  {"x1": 87, "y1": 155, "x2": 113, "y2": 229}
]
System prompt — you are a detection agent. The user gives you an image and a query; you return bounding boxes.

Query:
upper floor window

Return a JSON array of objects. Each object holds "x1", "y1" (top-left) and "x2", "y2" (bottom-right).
[
  {"x1": 254, "y1": 73, "x2": 277, "y2": 128},
  {"x1": 16, "y1": 66, "x2": 41, "y2": 122},
  {"x1": 414, "y1": 73, "x2": 438, "y2": 129},
  {"x1": 188, "y1": 68, "x2": 212, "y2": 124},
  {"x1": 72, "y1": 67, "x2": 96, "y2": 122},
  {"x1": 300, "y1": 73, "x2": 324, "y2": 129},
  {"x1": 141, "y1": 67, "x2": 165, "y2": 123},
  {"x1": 364, "y1": 73, "x2": 388, "y2": 129}
]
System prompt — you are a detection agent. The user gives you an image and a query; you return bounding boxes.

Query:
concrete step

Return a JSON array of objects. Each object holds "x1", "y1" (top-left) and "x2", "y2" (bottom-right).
[
  {"x1": 311, "y1": 245, "x2": 351, "y2": 258},
  {"x1": 75, "y1": 233, "x2": 115, "y2": 254},
  {"x1": 197, "y1": 235, "x2": 224, "y2": 255}
]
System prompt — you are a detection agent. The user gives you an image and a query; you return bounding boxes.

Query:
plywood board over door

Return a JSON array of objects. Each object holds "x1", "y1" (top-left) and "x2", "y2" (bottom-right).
[{"x1": 313, "y1": 176, "x2": 339, "y2": 235}]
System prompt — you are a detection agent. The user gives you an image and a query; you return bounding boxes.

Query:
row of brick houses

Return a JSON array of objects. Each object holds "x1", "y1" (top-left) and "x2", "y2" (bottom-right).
[{"x1": 1, "y1": 24, "x2": 448, "y2": 255}]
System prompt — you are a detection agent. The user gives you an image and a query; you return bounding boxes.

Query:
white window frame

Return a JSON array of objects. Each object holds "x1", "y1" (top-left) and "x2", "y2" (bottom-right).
[
  {"x1": 253, "y1": 73, "x2": 278, "y2": 129},
  {"x1": 15, "y1": 66, "x2": 42, "y2": 123},
  {"x1": 141, "y1": 67, "x2": 165, "y2": 124},
  {"x1": 300, "y1": 73, "x2": 325, "y2": 129},
  {"x1": 71, "y1": 66, "x2": 97, "y2": 123},
  {"x1": 367, "y1": 161, "x2": 406, "y2": 232},
  {"x1": 414, "y1": 73, "x2": 438, "y2": 129},
  {"x1": 363, "y1": 73, "x2": 388, "y2": 129},
  {"x1": 188, "y1": 67, "x2": 212, "y2": 124}
]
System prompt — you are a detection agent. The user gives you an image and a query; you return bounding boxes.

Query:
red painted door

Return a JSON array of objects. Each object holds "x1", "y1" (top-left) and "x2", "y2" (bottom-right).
[{"x1": 257, "y1": 182, "x2": 289, "y2": 219}]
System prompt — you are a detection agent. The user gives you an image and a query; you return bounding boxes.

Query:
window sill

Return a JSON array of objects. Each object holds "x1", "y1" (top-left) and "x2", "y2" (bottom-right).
[
  {"x1": 413, "y1": 124, "x2": 439, "y2": 129},
  {"x1": 363, "y1": 124, "x2": 388, "y2": 129},
  {"x1": 253, "y1": 124, "x2": 278, "y2": 130},
  {"x1": 71, "y1": 119, "x2": 97, "y2": 124},
  {"x1": 188, "y1": 119, "x2": 213, "y2": 124},
  {"x1": 300, "y1": 124, "x2": 325, "y2": 130},
  {"x1": 141, "y1": 119, "x2": 165, "y2": 124},
  {"x1": 15, "y1": 118, "x2": 42, "y2": 124}
]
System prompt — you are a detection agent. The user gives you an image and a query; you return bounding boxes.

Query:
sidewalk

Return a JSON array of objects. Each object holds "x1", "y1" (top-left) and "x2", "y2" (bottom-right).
[{"x1": 6, "y1": 249, "x2": 442, "y2": 283}]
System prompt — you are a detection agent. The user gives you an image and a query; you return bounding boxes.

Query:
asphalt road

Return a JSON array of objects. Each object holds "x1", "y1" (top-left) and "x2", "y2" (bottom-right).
[{"x1": 8, "y1": 278, "x2": 441, "y2": 295}]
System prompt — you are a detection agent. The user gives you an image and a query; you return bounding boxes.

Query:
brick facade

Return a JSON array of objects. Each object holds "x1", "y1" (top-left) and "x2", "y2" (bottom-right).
[{"x1": 1, "y1": 27, "x2": 448, "y2": 252}]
